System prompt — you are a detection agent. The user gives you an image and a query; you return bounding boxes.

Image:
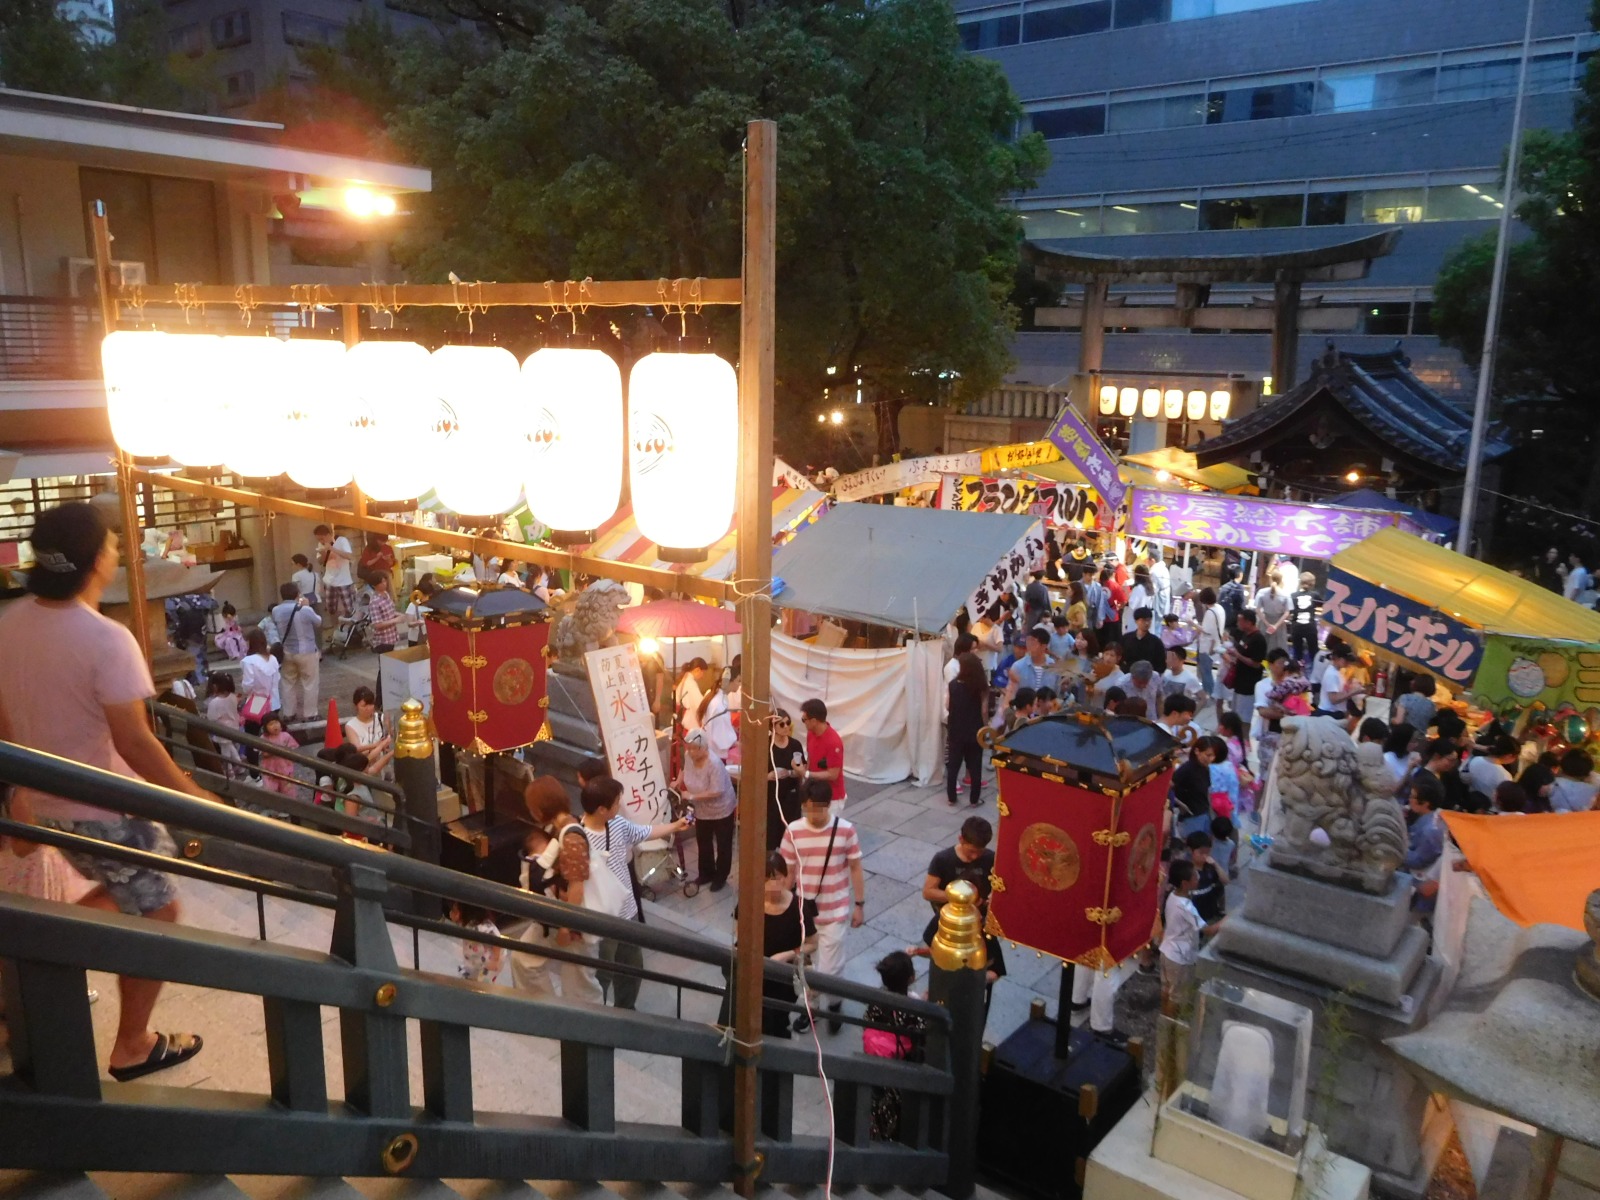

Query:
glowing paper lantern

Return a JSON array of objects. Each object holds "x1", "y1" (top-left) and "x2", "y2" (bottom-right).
[
  {"x1": 102, "y1": 330, "x2": 169, "y2": 457},
  {"x1": 221, "y1": 336, "x2": 290, "y2": 479},
  {"x1": 1162, "y1": 388, "x2": 1184, "y2": 420},
  {"x1": 283, "y1": 340, "x2": 355, "y2": 490},
  {"x1": 1118, "y1": 387, "x2": 1138, "y2": 417},
  {"x1": 521, "y1": 347, "x2": 624, "y2": 533},
  {"x1": 160, "y1": 335, "x2": 229, "y2": 467},
  {"x1": 347, "y1": 341, "x2": 436, "y2": 503},
  {"x1": 1098, "y1": 384, "x2": 1118, "y2": 416},
  {"x1": 1186, "y1": 390, "x2": 1207, "y2": 421},
  {"x1": 430, "y1": 344, "x2": 524, "y2": 517},
  {"x1": 1140, "y1": 387, "x2": 1161, "y2": 419},
  {"x1": 628, "y1": 350, "x2": 738, "y2": 554},
  {"x1": 1210, "y1": 389, "x2": 1232, "y2": 421}
]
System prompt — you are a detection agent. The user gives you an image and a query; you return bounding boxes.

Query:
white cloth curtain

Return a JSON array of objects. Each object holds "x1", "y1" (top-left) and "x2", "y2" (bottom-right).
[{"x1": 769, "y1": 631, "x2": 945, "y2": 786}]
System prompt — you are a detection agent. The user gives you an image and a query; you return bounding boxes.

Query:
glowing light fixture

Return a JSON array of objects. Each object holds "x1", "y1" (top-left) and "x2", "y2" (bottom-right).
[
  {"x1": 1118, "y1": 387, "x2": 1138, "y2": 417},
  {"x1": 1163, "y1": 388, "x2": 1184, "y2": 420},
  {"x1": 431, "y1": 344, "x2": 524, "y2": 517},
  {"x1": 1345, "y1": 469, "x2": 1361, "y2": 484},
  {"x1": 102, "y1": 330, "x2": 170, "y2": 457},
  {"x1": 345, "y1": 187, "x2": 397, "y2": 218},
  {"x1": 345, "y1": 341, "x2": 436, "y2": 503},
  {"x1": 1186, "y1": 389, "x2": 1207, "y2": 421},
  {"x1": 628, "y1": 350, "x2": 738, "y2": 556},
  {"x1": 164, "y1": 334, "x2": 228, "y2": 467},
  {"x1": 1098, "y1": 384, "x2": 1118, "y2": 416},
  {"x1": 830, "y1": 410, "x2": 844, "y2": 426},
  {"x1": 1140, "y1": 388, "x2": 1161, "y2": 419},
  {"x1": 1209, "y1": 389, "x2": 1232, "y2": 422},
  {"x1": 221, "y1": 337, "x2": 291, "y2": 478},
  {"x1": 283, "y1": 340, "x2": 355, "y2": 490},
  {"x1": 521, "y1": 346, "x2": 624, "y2": 533}
]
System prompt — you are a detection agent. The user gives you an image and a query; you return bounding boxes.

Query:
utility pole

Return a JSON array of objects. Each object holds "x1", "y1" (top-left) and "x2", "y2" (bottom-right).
[
  {"x1": 1458, "y1": 0, "x2": 1538, "y2": 557},
  {"x1": 731, "y1": 118, "x2": 777, "y2": 1199}
]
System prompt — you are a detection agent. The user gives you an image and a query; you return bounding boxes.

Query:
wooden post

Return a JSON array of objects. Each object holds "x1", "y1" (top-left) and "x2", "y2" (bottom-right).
[
  {"x1": 89, "y1": 201, "x2": 153, "y2": 669},
  {"x1": 731, "y1": 118, "x2": 777, "y2": 1200},
  {"x1": 1078, "y1": 279, "x2": 1108, "y2": 375},
  {"x1": 927, "y1": 881, "x2": 989, "y2": 1200},
  {"x1": 1270, "y1": 278, "x2": 1302, "y2": 393}
]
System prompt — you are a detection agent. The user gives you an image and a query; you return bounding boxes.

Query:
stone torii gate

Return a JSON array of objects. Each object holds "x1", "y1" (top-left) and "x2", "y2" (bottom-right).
[{"x1": 1023, "y1": 230, "x2": 1401, "y2": 392}]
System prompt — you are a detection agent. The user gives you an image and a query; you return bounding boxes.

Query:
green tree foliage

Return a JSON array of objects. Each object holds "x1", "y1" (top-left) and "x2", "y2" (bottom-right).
[
  {"x1": 1433, "y1": 5, "x2": 1600, "y2": 513},
  {"x1": 290, "y1": 0, "x2": 1046, "y2": 453},
  {"x1": 0, "y1": 0, "x2": 215, "y2": 111}
]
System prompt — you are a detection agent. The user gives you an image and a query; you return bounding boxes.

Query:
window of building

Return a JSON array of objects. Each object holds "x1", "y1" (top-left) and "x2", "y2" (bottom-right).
[
  {"x1": 1029, "y1": 105, "x2": 1107, "y2": 139},
  {"x1": 1113, "y1": 0, "x2": 1169, "y2": 28},
  {"x1": 1107, "y1": 92, "x2": 1208, "y2": 131},
  {"x1": 1173, "y1": 0, "x2": 1317, "y2": 16},
  {"x1": 79, "y1": 169, "x2": 221, "y2": 286},
  {"x1": 958, "y1": 13, "x2": 1022, "y2": 50},
  {"x1": 1206, "y1": 80, "x2": 1316, "y2": 123},
  {"x1": 211, "y1": 10, "x2": 251, "y2": 48},
  {"x1": 1361, "y1": 187, "x2": 1426, "y2": 224},
  {"x1": 222, "y1": 70, "x2": 256, "y2": 105},
  {"x1": 1362, "y1": 302, "x2": 1411, "y2": 335},
  {"x1": 1023, "y1": 0, "x2": 1112, "y2": 43},
  {"x1": 1199, "y1": 194, "x2": 1303, "y2": 229},
  {"x1": 1314, "y1": 63, "x2": 1436, "y2": 113},
  {"x1": 281, "y1": 10, "x2": 344, "y2": 48},
  {"x1": 167, "y1": 22, "x2": 204, "y2": 56},
  {"x1": 1411, "y1": 301, "x2": 1434, "y2": 335},
  {"x1": 1101, "y1": 201, "x2": 1198, "y2": 234},
  {"x1": 1425, "y1": 182, "x2": 1503, "y2": 220},
  {"x1": 1306, "y1": 191, "x2": 1359, "y2": 226},
  {"x1": 1020, "y1": 208, "x2": 1103, "y2": 238},
  {"x1": 1436, "y1": 52, "x2": 1571, "y2": 103}
]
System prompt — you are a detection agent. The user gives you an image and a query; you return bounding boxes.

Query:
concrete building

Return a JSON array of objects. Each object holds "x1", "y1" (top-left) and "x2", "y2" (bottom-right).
[
  {"x1": 153, "y1": 0, "x2": 471, "y2": 113},
  {"x1": 956, "y1": 0, "x2": 1596, "y2": 403},
  {"x1": 0, "y1": 86, "x2": 429, "y2": 610}
]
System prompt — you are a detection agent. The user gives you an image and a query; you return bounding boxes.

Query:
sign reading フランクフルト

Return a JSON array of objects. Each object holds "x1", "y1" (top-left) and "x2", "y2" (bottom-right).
[
  {"x1": 585, "y1": 644, "x2": 671, "y2": 827},
  {"x1": 936, "y1": 474, "x2": 1102, "y2": 530},
  {"x1": 1044, "y1": 407, "x2": 1126, "y2": 510},
  {"x1": 1320, "y1": 567, "x2": 1484, "y2": 685},
  {"x1": 1125, "y1": 488, "x2": 1410, "y2": 557}
]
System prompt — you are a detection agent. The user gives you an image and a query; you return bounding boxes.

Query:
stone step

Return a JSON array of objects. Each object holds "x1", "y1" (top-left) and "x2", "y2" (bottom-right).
[
  {"x1": 0, "y1": 1174, "x2": 108, "y2": 1200},
  {"x1": 91, "y1": 1175, "x2": 249, "y2": 1199},
  {"x1": 439, "y1": 1186, "x2": 544, "y2": 1200},
  {"x1": 346, "y1": 1182, "x2": 474, "y2": 1200},
  {"x1": 227, "y1": 1180, "x2": 369, "y2": 1200}
]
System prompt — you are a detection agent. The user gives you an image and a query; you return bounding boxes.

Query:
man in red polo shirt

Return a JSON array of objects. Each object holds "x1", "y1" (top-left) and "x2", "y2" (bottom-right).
[{"x1": 800, "y1": 698, "x2": 846, "y2": 817}]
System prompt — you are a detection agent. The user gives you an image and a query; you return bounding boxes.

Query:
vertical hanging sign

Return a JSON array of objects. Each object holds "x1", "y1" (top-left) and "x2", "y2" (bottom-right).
[{"x1": 585, "y1": 643, "x2": 672, "y2": 826}]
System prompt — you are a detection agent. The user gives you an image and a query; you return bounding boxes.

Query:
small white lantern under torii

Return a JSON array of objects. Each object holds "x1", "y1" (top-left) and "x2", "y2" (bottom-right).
[
  {"x1": 102, "y1": 330, "x2": 170, "y2": 458},
  {"x1": 347, "y1": 341, "x2": 437, "y2": 504},
  {"x1": 283, "y1": 340, "x2": 356, "y2": 491},
  {"x1": 627, "y1": 349, "x2": 738, "y2": 558},
  {"x1": 430, "y1": 344, "x2": 524, "y2": 518},
  {"x1": 521, "y1": 346, "x2": 624, "y2": 536}
]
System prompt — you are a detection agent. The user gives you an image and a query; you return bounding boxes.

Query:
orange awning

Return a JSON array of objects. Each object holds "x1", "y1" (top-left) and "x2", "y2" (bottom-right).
[{"x1": 1439, "y1": 811, "x2": 1599, "y2": 931}]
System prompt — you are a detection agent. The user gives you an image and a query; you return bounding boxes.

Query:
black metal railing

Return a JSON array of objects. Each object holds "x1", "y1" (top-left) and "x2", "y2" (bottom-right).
[
  {"x1": 0, "y1": 740, "x2": 978, "y2": 1189},
  {"x1": 0, "y1": 295, "x2": 100, "y2": 381}
]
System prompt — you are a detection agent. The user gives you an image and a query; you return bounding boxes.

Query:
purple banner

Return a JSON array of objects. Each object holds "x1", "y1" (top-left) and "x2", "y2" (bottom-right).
[
  {"x1": 1125, "y1": 488, "x2": 1406, "y2": 558},
  {"x1": 1046, "y1": 405, "x2": 1126, "y2": 509}
]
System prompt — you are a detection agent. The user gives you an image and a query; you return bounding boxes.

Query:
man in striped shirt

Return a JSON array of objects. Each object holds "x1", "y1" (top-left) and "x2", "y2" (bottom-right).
[{"x1": 780, "y1": 779, "x2": 866, "y2": 1034}]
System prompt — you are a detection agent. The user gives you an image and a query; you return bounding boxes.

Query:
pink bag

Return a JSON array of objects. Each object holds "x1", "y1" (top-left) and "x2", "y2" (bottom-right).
[
  {"x1": 241, "y1": 692, "x2": 272, "y2": 724},
  {"x1": 863, "y1": 1027, "x2": 913, "y2": 1059}
]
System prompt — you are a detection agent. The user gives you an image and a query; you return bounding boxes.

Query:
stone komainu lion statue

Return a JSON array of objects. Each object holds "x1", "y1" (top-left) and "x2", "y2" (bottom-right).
[
  {"x1": 1269, "y1": 715, "x2": 1410, "y2": 893},
  {"x1": 550, "y1": 579, "x2": 630, "y2": 662}
]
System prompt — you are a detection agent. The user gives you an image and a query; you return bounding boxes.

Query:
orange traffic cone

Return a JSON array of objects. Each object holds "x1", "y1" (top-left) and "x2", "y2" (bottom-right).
[{"x1": 323, "y1": 698, "x2": 343, "y2": 749}]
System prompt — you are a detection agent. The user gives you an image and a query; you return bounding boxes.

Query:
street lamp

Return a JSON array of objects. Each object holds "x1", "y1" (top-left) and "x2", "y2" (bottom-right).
[{"x1": 829, "y1": 409, "x2": 844, "y2": 426}]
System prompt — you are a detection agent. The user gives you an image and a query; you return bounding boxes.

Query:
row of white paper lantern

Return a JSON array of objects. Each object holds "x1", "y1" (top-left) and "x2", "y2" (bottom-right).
[{"x1": 101, "y1": 331, "x2": 738, "y2": 552}]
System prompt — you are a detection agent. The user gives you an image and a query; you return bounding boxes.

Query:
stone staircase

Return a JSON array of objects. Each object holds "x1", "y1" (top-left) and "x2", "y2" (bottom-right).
[{"x1": 0, "y1": 1175, "x2": 1013, "y2": 1200}]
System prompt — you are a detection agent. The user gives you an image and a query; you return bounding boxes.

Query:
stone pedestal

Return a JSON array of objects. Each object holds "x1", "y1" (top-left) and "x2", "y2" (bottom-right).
[
  {"x1": 524, "y1": 660, "x2": 606, "y2": 805},
  {"x1": 1199, "y1": 861, "x2": 1447, "y2": 1200}
]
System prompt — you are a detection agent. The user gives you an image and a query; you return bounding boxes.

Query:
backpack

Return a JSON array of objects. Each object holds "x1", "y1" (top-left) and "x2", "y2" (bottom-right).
[{"x1": 1218, "y1": 581, "x2": 1245, "y2": 632}]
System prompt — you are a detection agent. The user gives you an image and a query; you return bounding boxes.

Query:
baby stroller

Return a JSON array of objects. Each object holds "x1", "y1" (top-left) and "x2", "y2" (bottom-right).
[
  {"x1": 332, "y1": 583, "x2": 374, "y2": 659},
  {"x1": 634, "y1": 786, "x2": 699, "y2": 901}
]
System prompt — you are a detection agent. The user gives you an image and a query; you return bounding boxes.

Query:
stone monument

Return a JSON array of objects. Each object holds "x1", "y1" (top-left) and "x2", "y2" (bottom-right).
[
  {"x1": 1199, "y1": 717, "x2": 1444, "y2": 1199},
  {"x1": 525, "y1": 579, "x2": 631, "y2": 798}
]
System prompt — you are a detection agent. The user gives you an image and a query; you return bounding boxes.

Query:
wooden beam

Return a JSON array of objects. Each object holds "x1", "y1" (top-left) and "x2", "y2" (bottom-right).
[
  {"x1": 112, "y1": 278, "x2": 742, "y2": 311},
  {"x1": 731, "y1": 118, "x2": 777, "y2": 1200},
  {"x1": 127, "y1": 469, "x2": 733, "y2": 603}
]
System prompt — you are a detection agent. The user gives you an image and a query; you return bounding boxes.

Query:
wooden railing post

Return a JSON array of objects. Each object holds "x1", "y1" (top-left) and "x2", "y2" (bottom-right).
[
  {"x1": 393, "y1": 698, "x2": 441, "y2": 873},
  {"x1": 926, "y1": 880, "x2": 989, "y2": 1200},
  {"x1": 331, "y1": 860, "x2": 409, "y2": 1118}
]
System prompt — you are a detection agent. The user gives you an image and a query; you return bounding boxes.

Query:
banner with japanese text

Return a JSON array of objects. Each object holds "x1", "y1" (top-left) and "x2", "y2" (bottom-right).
[
  {"x1": 937, "y1": 473, "x2": 1102, "y2": 530},
  {"x1": 1045, "y1": 406, "x2": 1127, "y2": 510},
  {"x1": 979, "y1": 440, "x2": 1062, "y2": 474},
  {"x1": 965, "y1": 523, "x2": 1048, "y2": 622},
  {"x1": 1126, "y1": 488, "x2": 1406, "y2": 557},
  {"x1": 1321, "y1": 567, "x2": 1484, "y2": 685},
  {"x1": 585, "y1": 644, "x2": 672, "y2": 827},
  {"x1": 834, "y1": 453, "x2": 982, "y2": 502}
]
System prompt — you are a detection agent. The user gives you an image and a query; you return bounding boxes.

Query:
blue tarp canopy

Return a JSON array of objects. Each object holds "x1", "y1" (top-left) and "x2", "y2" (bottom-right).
[
  {"x1": 772, "y1": 504, "x2": 1038, "y2": 630},
  {"x1": 1329, "y1": 488, "x2": 1457, "y2": 538}
]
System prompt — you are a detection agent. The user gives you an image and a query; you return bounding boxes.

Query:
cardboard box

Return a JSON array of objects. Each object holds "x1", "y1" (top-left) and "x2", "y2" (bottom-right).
[{"x1": 380, "y1": 644, "x2": 432, "y2": 717}]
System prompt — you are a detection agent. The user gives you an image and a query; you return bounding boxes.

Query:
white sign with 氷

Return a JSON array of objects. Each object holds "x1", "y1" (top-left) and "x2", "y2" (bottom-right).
[{"x1": 585, "y1": 644, "x2": 671, "y2": 827}]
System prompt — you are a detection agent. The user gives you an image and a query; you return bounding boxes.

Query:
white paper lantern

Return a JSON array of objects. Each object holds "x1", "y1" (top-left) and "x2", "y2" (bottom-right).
[
  {"x1": 1210, "y1": 389, "x2": 1232, "y2": 421},
  {"x1": 1097, "y1": 384, "x2": 1117, "y2": 416},
  {"x1": 521, "y1": 347, "x2": 624, "y2": 533},
  {"x1": 347, "y1": 341, "x2": 436, "y2": 503},
  {"x1": 431, "y1": 344, "x2": 524, "y2": 517},
  {"x1": 102, "y1": 330, "x2": 172, "y2": 457},
  {"x1": 1186, "y1": 390, "x2": 1207, "y2": 422},
  {"x1": 1118, "y1": 387, "x2": 1138, "y2": 417},
  {"x1": 283, "y1": 340, "x2": 355, "y2": 490},
  {"x1": 220, "y1": 336, "x2": 290, "y2": 478},
  {"x1": 1162, "y1": 388, "x2": 1184, "y2": 420},
  {"x1": 1140, "y1": 388, "x2": 1161, "y2": 419},
  {"x1": 628, "y1": 350, "x2": 738, "y2": 553}
]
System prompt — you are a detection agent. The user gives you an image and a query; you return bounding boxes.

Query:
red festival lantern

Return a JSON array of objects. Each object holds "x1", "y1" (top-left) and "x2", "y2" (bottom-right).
[
  {"x1": 424, "y1": 587, "x2": 552, "y2": 754},
  {"x1": 985, "y1": 713, "x2": 1182, "y2": 969}
]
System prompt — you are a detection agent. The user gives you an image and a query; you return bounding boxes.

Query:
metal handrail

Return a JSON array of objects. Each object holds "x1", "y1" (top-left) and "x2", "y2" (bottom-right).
[{"x1": 0, "y1": 740, "x2": 950, "y2": 1024}]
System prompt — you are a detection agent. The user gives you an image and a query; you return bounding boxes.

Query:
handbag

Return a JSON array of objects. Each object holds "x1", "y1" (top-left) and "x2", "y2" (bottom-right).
[
  {"x1": 570, "y1": 825, "x2": 630, "y2": 943},
  {"x1": 241, "y1": 692, "x2": 272, "y2": 724},
  {"x1": 798, "y1": 818, "x2": 839, "y2": 936},
  {"x1": 863, "y1": 1025, "x2": 913, "y2": 1059}
]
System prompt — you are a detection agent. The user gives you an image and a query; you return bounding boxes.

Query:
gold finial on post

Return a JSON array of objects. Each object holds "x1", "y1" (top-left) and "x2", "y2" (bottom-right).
[
  {"x1": 931, "y1": 880, "x2": 989, "y2": 972},
  {"x1": 394, "y1": 698, "x2": 434, "y2": 760}
]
